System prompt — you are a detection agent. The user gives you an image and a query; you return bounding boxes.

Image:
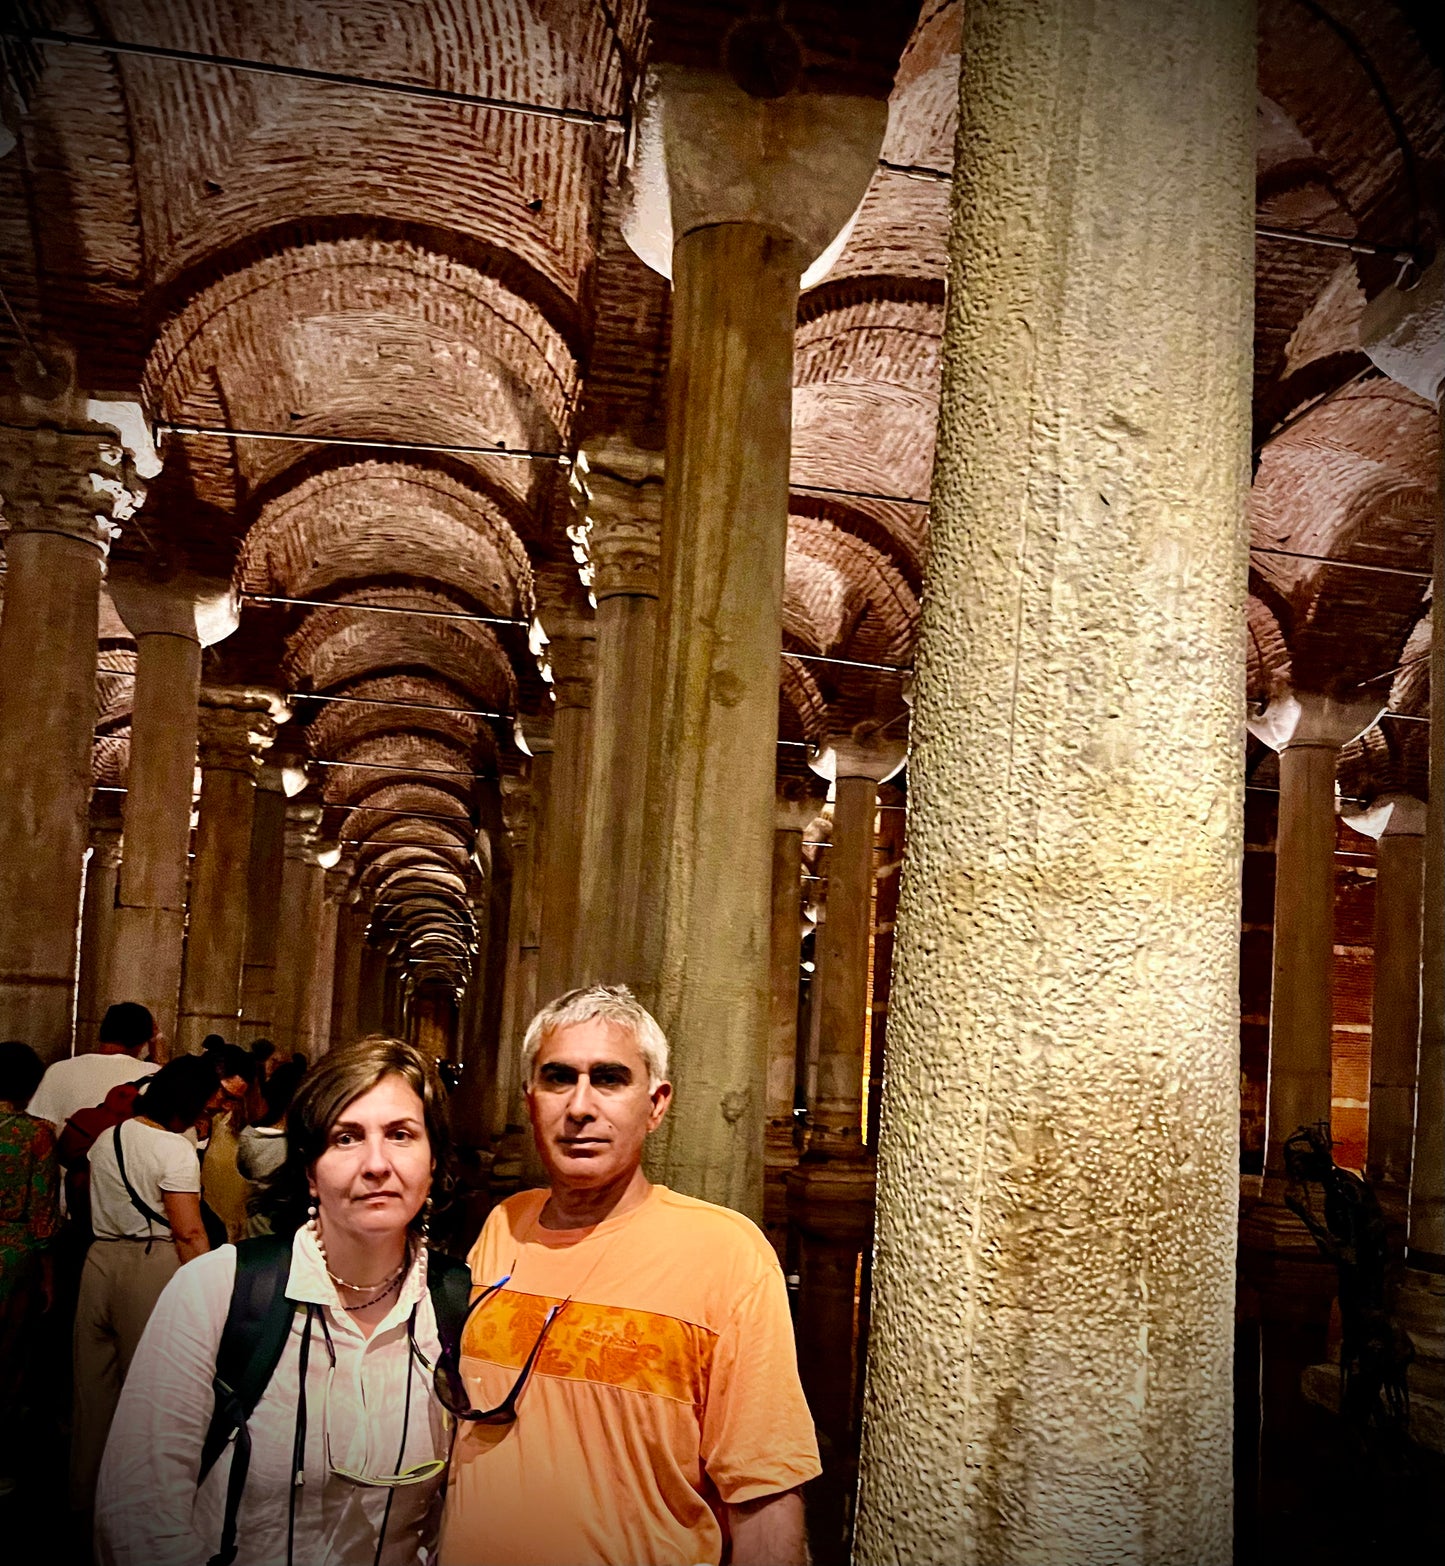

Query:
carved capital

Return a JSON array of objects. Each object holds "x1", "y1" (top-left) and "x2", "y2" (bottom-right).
[
  {"x1": 500, "y1": 772, "x2": 534, "y2": 841},
  {"x1": 580, "y1": 441, "x2": 664, "y2": 601},
  {"x1": 197, "y1": 692, "x2": 284, "y2": 781},
  {"x1": 283, "y1": 800, "x2": 325, "y2": 863},
  {"x1": 88, "y1": 820, "x2": 124, "y2": 871},
  {"x1": 0, "y1": 423, "x2": 142, "y2": 552}
]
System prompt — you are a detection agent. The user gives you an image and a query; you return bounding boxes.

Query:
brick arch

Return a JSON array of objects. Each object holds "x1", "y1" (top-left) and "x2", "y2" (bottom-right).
[
  {"x1": 145, "y1": 235, "x2": 580, "y2": 512},
  {"x1": 787, "y1": 515, "x2": 919, "y2": 665},
  {"x1": 240, "y1": 461, "x2": 534, "y2": 619},
  {"x1": 283, "y1": 595, "x2": 519, "y2": 710},
  {"x1": 114, "y1": 0, "x2": 636, "y2": 300}
]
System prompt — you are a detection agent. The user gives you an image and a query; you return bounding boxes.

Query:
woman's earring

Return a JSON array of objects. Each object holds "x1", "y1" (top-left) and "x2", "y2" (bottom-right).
[
  {"x1": 307, "y1": 1199, "x2": 320, "y2": 1241},
  {"x1": 421, "y1": 1194, "x2": 433, "y2": 1241}
]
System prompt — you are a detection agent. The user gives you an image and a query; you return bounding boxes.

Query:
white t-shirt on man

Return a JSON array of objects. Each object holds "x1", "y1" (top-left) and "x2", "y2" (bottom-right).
[
  {"x1": 89, "y1": 1119, "x2": 201, "y2": 1241},
  {"x1": 28, "y1": 1052, "x2": 157, "y2": 1131}
]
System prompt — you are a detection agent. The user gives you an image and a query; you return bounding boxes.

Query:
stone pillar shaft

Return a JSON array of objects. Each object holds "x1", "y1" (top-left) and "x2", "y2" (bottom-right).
[
  {"x1": 270, "y1": 804, "x2": 324, "y2": 1054},
  {"x1": 535, "y1": 650, "x2": 593, "y2": 1007},
  {"x1": 1365, "y1": 812, "x2": 1425, "y2": 1201},
  {"x1": 1265, "y1": 740, "x2": 1341, "y2": 1176},
  {"x1": 811, "y1": 774, "x2": 880, "y2": 1151},
  {"x1": 643, "y1": 222, "x2": 802, "y2": 1218},
  {"x1": 240, "y1": 771, "x2": 289, "y2": 1041},
  {"x1": 0, "y1": 434, "x2": 116, "y2": 1060},
  {"x1": 853, "y1": 1, "x2": 1255, "y2": 1558},
  {"x1": 76, "y1": 822, "x2": 123, "y2": 1049},
  {"x1": 330, "y1": 898, "x2": 367, "y2": 1050},
  {"x1": 178, "y1": 694, "x2": 281, "y2": 1052},
  {"x1": 576, "y1": 449, "x2": 663, "y2": 985}
]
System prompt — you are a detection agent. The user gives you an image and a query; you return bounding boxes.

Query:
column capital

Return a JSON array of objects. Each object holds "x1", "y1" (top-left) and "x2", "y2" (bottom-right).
[
  {"x1": 0, "y1": 422, "x2": 142, "y2": 552},
  {"x1": 579, "y1": 440, "x2": 664, "y2": 601},
  {"x1": 776, "y1": 774, "x2": 824, "y2": 834},
  {"x1": 622, "y1": 63, "x2": 888, "y2": 285},
  {"x1": 1344, "y1": 791, "x2": 1428, "y2": 841},
  {"x1": 87, "y1": 818, "x2": 124, "y2": 870},
  {"x1": 109, "y1": 562, "x2": 239, "y2": 647},
  {"x1": 283, "y1": 800, "x2": 325, "y2": 863},
  {"x1": 1360, "y1": 247, "x2": 1443, "y2": 404},
  {"x1": 545, "y1": 627, "x2": 595, "y2": 711},
  {"x1": 197, "y1": 688, "x2": 288, "y2": 779},
  {"x1": 500, "y1": 772, "x2": 535, "y2": 841},
  {"x1": 1247, "y1": 687, "x2": 1386, "y2": 753},
  {"x1": 810, "y1": 729, "x2": 907, "y2": 785}
]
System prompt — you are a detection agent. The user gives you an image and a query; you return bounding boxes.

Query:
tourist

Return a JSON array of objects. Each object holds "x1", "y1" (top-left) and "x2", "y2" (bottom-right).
[
  {"x1": 200, "y1": 1045, "x2": 257, "y2": 1243},
  {"x1": 0, "y1": 1041, "x2": 60, "y2": 1494},
  {"x1": 95, "y1": 1037, "x2": 460, "y2": 1566},
  {"x1": 438, "y1": 985, "x2": 818, "y2": 1566},
  {"x1": 236, "y1": 1058, "x2": 305, "y2": 1237},
  {"x1": 71, "y1": 1055, "x2": 216, "y2": 1516},
  {"x1": 28, "y1": 1003, "x2": 159, "y2": 1137}
]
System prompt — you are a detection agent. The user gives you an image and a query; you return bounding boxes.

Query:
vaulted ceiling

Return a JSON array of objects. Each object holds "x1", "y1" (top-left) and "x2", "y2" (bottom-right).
[{"x1": 1, "y1": 0, "x2": 1441, "y2": 991}]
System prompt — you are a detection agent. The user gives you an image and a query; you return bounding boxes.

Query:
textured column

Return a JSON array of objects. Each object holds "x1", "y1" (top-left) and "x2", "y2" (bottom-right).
[
  {"x1": 534, "y1": 630, "x2": 593, "y2": 1006},
  {"x1": 1343, "y1": 794, "x2": 1425, "y2": 1232},
  {"x1": 488, "y1": 774, "x2": 534, "y2": 1142},
  {"x1": 270, "y1": 801, "x2": 325, "y2": 1055},
  {"x1": 1241, "y1": 690, "x2": 1382, "y2": 1258},
  {"x1": 239, "y1": 763, "x2": 293, "y2": 1041},
  {"x1": 0, "y1": 423, "x2": 135, "y2": 1060},
  {"x1": 356, "y1": 936, "x2": 387, "y2": 1036},
  {"x1": 764, "y1": 780, "x2": 819, "y2": 1251},
  {"x1": 575, "y1": 439, "x2": 663, "y2": 985},
  {"x1": 805, "y1": 737, "x2": 903, "y2": 1155},
  {"x1": 853, "y1": 2, "x2": 1255, "y2": 1560},
  {"x1": 76, "y1": 817, "x2": 124, "y2": 1049},
  {"x1": 107, "y1": 569, "x2": 238, "y2": 1045},
  {"x1": 297, "y1": 861, "x2": 347, "y2": 1059},
  {"x1": 330, "y1": 891, "x2": 367, "y2": 1050},
  {"x1": 177, "y1": 689, "x2": 284, "y2": 1052},
  {"x1": 626, "y1": 68, "x2": 886, "y2": 1218}
]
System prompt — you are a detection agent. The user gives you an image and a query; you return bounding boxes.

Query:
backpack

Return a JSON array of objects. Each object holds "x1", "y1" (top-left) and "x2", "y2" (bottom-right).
[
  {"x1": 57, "y1": 1080, "x2": 146, "y2": 1238},
  {"x1": 198, "y1": 1235, "x2": 473, "y2": 1566}
]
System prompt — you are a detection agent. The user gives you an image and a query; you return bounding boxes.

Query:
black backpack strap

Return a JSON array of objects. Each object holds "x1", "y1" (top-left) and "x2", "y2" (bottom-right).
[
  {"x1": 426, "y1": 1250, "x2": 474, "y2": 1361},
  {"x1": 113, "y1": 1122, "x2": 170, "y2": 1230},
  {"x1": 200, "y1": 1234, "x2": 296, "y2": 1566}
]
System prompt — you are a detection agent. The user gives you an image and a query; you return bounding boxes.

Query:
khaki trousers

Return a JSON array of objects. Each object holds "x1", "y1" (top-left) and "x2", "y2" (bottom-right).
[{"x1": 70, "y1": 1238, "x2": 179, "y2": 1512}]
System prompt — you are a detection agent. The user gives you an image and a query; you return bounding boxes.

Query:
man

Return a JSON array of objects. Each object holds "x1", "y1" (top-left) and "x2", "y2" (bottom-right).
[
  {"x1": 199, "y1": 1045, "x2": 257, "y2": 1240},
  {"x1": 440, "y1": 985, "x2": 819, "y2": 1566},
  {"x1": 28, "y1": 1002, "x2": 160, "y2": 1134}
]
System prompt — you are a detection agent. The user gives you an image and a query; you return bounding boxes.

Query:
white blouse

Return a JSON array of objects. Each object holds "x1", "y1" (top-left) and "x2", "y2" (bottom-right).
[{"x1": 95, "y1": 1226, "x2": 450, "y2": 1566}]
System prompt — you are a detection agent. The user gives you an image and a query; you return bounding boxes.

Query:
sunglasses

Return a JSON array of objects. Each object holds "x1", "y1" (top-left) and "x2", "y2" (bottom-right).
[{"x1": 431, "y1": 1271, "x2": 568, "y2": 1426}]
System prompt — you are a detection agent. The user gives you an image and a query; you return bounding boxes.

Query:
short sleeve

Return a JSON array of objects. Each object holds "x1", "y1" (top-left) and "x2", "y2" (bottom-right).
[
  {"x1": 155, "y1": 1132, "x2": 202, "y2": 1194},
  {"x1": 699, "y1": 1262, "x2": 822, "y2": 1505},
  {"x1": 26, "y1": 1065, "x2": 65, "y2": 1129}
]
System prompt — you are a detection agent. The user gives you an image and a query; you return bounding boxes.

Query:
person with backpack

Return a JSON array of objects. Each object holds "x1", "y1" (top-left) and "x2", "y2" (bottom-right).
[
  {"x1": 71, "y1": 1055, "x2": 218, "y2": 1517},
  {"x1": 94, "y1": 1037, "x2": 466, "y2": 1566}
]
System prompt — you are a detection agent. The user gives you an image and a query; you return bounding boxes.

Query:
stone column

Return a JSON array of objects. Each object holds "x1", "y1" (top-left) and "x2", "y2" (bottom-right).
[
  {"x1": 0, "y1": 423, "x2": 135, "y2": 1061},
  {"x1": 764, "y1": 780, "x2": 819, "y2": 1252},
  {"x1": 239, "y1": 763, "x2": 294, "y2": 1042},
  {"x1": 575, "y1": 439, "x2": 663, "y2": 985},
  {"x1": 625, "y1": 68, "x2": 886, "y2": 1218},
  {"x1": 356, "y1": 936, "x2": 387, "y2": 1036},
  {"x1": 1363, "y1": 254, "x2": 1445, "y2": 1442},
  {"x1": 270, "y1": 801, "x2": 325, "y2": 1055},
  {"x1": 330, "y1": 891, "x2": 367, "y2": 1050},
  {"x1": 852, "y1": 2, "x2": 1255, "y2": 1559},
  {"x1": 76, "y1": 817, "x2": 124, "y2": 1049},
  {"x1": 1343, "y1": 794, "x2": 1426, "y2": 1235},
  {"x1": 297, "y1": 861, "x2": 347, "y2": 1058},
  {"x1": 106, "y1": 569, "x2": 238, "y2": 1045},
  {"x1": 176, "y1": 689, "x2": 285, "y2": 1052},
  {"x1": 534, "y1": 630, "x2": 593, "y2": 1006},
  {"x1": 488, "y1": 774, "x2": 535, "y2": 1142},
  {"x1": 1241, "y1": 690, "x2": 1382, "y2": 1257}
]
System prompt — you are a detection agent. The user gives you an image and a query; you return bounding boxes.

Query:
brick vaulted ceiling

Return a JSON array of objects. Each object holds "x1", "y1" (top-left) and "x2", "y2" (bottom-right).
[{"x1": 0, "y1": 0, "x2": 1442, "y2": 986}]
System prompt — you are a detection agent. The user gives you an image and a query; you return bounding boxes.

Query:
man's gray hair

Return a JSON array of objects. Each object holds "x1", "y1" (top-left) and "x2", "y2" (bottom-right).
[{"x1": 521, "y1": 984, "x2": 670, "y2": 1089}]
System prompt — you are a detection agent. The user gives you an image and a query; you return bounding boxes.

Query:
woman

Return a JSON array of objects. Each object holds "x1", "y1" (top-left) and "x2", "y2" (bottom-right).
[
  {"x1": 72, "y1": 1055, "x2": 216, "y2": 1513},
  {"x1": 96, "y1": 1038, "x2": 455, "y2": 1566},
  {"x1": 237, "y1": 1058, "x2": 305, "y2": 1237},
  {"x1": 0, "y1": 1040, "x2": 59, "y2": 1491}
]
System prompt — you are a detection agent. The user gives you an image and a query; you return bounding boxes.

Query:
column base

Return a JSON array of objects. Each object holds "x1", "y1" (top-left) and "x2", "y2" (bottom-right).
[
  {"x1": 1301, "y1": 1360, "x2": 1445, "y2": 1454},
  {"x1": 1239, "y1": 1186, "x2": 1338, "y2": 1328},
  {"x1": 1397, "y1": 1265, "x2": 1445, "y2": 1403}
]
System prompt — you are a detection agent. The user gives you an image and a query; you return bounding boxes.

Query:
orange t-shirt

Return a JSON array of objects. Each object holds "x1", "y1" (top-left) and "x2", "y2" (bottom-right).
[{"x1": 438, "y1": 1185, "x2": 820, "y2": 1566}]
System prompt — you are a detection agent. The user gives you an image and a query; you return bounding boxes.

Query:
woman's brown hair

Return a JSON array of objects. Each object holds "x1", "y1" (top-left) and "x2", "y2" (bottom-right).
[{"x1": 269, "y1": 1036, "x2": 452, "y2": 1236}]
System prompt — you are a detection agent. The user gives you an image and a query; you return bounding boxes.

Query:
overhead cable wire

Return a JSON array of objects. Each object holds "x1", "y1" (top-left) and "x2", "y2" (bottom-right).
[
  {"x1": 15, "y1": 28, "x2": 626, "y2": 130},
  {"x1": 243, "y1": 591, "x2": 529, "y2": 629},
  {"x1": 158, "y1": 422, "x2": 571, "y2": 464},
  {"x1": 874, "y1": 159, "x2": 1417, "y2": 264}
]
